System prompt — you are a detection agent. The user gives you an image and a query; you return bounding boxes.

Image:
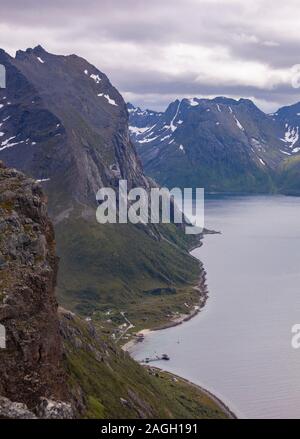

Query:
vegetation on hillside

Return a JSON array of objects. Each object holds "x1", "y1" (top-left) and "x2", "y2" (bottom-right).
[
  {"x1": 61, "y1": 310, "x2": 230, "y2": 419},
  {"x1": 56, "y1": 217, "x2": 201, "y2": 332}
]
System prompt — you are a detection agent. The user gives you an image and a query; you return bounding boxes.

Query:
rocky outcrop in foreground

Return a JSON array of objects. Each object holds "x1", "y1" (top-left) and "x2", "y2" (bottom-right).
[
  {"x1": 0, "y1": 162, "x2": 229, "y2": 420},
  {"x1": 0, "y1": 161, "x2": 72, "y2": 418}
]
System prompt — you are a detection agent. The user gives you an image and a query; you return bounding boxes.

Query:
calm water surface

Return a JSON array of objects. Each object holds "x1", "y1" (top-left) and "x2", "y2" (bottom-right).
[{"x1": 129, "y1": 195, "x2": 300, "y2": 419}]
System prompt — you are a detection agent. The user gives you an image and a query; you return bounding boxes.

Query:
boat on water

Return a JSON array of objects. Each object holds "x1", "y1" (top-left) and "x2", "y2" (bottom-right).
[{"x1": 142, "y1": 354, "x2": 170, "y2": 363}]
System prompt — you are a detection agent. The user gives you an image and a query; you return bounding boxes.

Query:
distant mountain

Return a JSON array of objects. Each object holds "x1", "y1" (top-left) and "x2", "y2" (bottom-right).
[
  {"x1": 128, "y1": 97, "x2": 300, "y2": 194},
  {"x1": 273, "y1": 101, "x2": 300, "y2": 151},
  {"x1": 0, "y1": 46, "x2": 200, "y2": 323},
  {"x1": 127, "y1": 103, "x2": 163, "y2": 143}
]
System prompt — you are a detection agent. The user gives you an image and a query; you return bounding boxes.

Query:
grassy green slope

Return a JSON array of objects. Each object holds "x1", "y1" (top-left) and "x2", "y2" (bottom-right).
[
  {"x1": 56, "y1": 217, "x2": 201, "y2": 330},
  {"x1": 277, "y1": 155, "x2": 300, "y2": 195},
  {"x1": 61, "y1": 310, "x2": 230, "y2": 419}
]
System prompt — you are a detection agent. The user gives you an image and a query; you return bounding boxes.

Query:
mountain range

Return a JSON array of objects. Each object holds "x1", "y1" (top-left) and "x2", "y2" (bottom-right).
[
  {"x1": 0, "y1": 45, "x2": 228, "y2": 419},
  {"x1": 128, "y1": 98, "x2": 300, "y2": 194}
]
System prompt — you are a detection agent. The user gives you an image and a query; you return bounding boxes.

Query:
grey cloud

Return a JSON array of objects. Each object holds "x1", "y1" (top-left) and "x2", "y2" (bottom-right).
[{"x1": 1, "y1": 0, "x2": 300, "y2": 112}]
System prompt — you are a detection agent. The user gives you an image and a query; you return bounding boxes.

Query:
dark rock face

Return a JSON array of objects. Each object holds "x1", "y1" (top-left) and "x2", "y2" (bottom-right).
[
  {"x1": 0, "y1": 161, "x2": 69, "y2": 412},
  {"x1": 128, "y1": 98, "x2": 300, "y2": 192},
  {"x1": 0, "y1": 46, "x2": 148, "y2": 217}
]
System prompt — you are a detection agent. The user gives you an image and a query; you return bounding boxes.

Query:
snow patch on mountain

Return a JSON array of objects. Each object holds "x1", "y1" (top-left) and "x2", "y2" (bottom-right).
[
  {"x1": 160, "y1": 135, "x2": 171, "y2": 141},
  {"x1": 0, "y1": 136, "x2": 24, "y2": 151},
  {"x1": 233, "y1": 115, "x2": 244, "y2": 131},
  {"x1": 188, "y1": 98, "x2": 199, "y2": 107},
  {"x1": 36, "y1": 178, "x2": 50, "y2": 183},
  {"x1": 169, "y1": 101, "x2": 181, "y2": 132},
  {"x1": 138, "y1": 135, "x2": 159, "y2": 143},
  {"x1": 129, "y1": 126, "x2": 151, "y2": 136},
  {"x1": 97, "y1": 93, "x2": 118, "y2": 106},
  {"x1": 0, "y1": 142, "x2": 23, "y2": 151},
  {"x1": 280, "y1": 150, "x2": 291, "y2": 156},
  {"x1": 280, "y1": 126, "x2": 299, "y2": 149},
  {"x1": 90, "y1": 74, "x2": 101, "y2": 84}
]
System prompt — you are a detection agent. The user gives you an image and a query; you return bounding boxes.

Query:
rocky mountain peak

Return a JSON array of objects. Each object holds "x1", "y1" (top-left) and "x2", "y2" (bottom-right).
[
  {"x1": 0, "y1": 46, "x2": 149, "y2": 218},
  {"x1": 16, "y1": 44, "x2": 47, "y2": 59}
]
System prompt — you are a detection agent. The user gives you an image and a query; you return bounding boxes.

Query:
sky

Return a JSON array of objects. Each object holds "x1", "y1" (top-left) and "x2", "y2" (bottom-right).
[{"x1": 1, "y1": 0, "x2": 300, "y2": 112}]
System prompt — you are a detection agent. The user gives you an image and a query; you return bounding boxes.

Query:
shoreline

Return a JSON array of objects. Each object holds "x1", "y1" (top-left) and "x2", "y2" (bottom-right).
[
  {"x1": 122, "y1": 238, "x2": 237, "y2": 419},
  {"x1": 150, "y1": 367, "x2": 237, "y2": 419},
  {"x1": 122, "y1": 231, "x2": 211, "y2": 350},
  {"x1": 122, "y1": 259, "x2": 208, "y2": 351}
]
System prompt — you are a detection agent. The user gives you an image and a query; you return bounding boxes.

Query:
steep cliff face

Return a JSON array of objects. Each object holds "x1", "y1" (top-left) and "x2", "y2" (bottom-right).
[
  {"x1": 0, "y1": 45, "x2": 148, "y2": 217},
  {"x1": 0, "y1": 46, "x2": 200, "y2": 328},
  {"x1": 0, "y1": 161, "x2": 70, "y2": 416}
]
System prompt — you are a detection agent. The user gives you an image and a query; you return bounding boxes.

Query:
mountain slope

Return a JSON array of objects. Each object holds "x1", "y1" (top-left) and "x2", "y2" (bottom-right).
[
  {"x1": 0, "y1": 45, "x2": 148, "y2": 216},
  {"x1": 129, "y1": 97, "x2": 300, "y2": 193},
  {"x1": 273, "y1": 101, "x2": 300, "y2": 154},
  {"x1": 0, "y1": 162, "x2": 230, "y2": 419},
  {"x1": 272, "y1": 102, "x2": 300, "y2": 194},
  {"x1": 0, "y1": 46, "x2": 201, "y2": 326},
  {"x1": 61, "y1": 309, "x2": 230, "y2": 419}
]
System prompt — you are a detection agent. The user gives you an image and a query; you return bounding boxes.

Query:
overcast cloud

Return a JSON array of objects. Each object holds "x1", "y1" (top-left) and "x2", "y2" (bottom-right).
[{"x1": 1, "y1": 0, "x2": 300, "y2": 111}]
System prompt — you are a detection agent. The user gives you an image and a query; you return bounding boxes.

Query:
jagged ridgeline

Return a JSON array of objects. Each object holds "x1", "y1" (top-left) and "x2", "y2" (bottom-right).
[
  {"x1": 128, "y1": 98, "x2": 300, "y2": 194},
  {"x1": 0, "y1": 46, "x2": 200, "y2": 326}
]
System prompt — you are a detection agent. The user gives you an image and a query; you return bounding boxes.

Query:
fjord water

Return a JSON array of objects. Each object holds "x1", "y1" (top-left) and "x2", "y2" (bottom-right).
[{"x1": 129, "y1": 195, "x2": 300, "y2": 419}]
